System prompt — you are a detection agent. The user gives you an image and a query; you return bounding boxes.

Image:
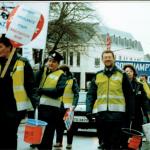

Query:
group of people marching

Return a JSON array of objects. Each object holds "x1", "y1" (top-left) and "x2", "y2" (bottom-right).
[
  {"x1": 0, "y1": 34, "x2": 79, "y2": 150},
  {"x1": 0, "y1": 34, "x2": 150, "y2": 150}
]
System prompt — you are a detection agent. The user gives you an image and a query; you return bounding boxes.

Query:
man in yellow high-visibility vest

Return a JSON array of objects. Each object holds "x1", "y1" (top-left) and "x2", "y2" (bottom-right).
[{"x1": 86, "y1": 50, "x2": 135, "y2": 149}]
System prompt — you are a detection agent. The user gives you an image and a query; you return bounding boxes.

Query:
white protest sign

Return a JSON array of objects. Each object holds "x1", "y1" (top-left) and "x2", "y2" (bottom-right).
[
  {"x1": 6, "y1": 5, "x2": 41, "y2": 45},
  {"x1": 24, "y1": 2, "x2": 49, "y2": 49},
  {"x1": 1, "y1": 2, "x2": 49, "y2": 49}
]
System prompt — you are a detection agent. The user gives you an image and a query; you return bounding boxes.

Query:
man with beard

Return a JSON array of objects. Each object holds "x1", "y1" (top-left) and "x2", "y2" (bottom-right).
[{"x1": 86, "y1": 50, "x2": 135, "y2": 149}]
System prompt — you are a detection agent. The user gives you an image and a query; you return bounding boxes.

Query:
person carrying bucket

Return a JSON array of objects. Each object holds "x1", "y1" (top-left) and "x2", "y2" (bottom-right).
[
  {"x1": 122, "y1": 64, "x2": 150, "y2": 149},
  {"x1": 0, "y1": 34, "x2": 40, "y2": 150},
  {"x1": 32, "y1": 51, "x2": 67, "y2": 150},
  {"x1": 86, "y1": 50, "x2": 135, "y2": 149}
]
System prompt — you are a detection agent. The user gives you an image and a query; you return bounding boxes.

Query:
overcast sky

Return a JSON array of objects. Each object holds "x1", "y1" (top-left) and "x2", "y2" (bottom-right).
[{"x1": 92, "y1": 1, "x2": 150, "y2": 54}]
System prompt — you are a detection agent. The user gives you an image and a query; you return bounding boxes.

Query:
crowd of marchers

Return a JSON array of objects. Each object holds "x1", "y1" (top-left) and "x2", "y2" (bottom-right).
[{"x1": 0, "y1": 34, "x2": 150, "y2": 150}]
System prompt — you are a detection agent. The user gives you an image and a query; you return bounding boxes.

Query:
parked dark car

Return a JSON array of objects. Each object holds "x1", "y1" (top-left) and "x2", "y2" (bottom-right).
[{"x1": 73, "y1": 91, "x2": 96, "y2": 132}]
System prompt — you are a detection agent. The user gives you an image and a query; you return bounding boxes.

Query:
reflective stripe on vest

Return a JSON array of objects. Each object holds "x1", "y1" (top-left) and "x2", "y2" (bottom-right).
[
  {"x1": 39, "y1": 67, "x2": 47, "y2": 88},
  {"x1": 40, "y1": 69, "x2": 64, "y2": 107},
  {"x1": 93, "y1": 71, "x2": 125, "y2": 113},
  {"x1": 40, "y1": 95, "x2": 61, "y2": 107},
  {"x1": 61, "y1": 79, "x2": 74, "y2": 108},
  {"x1": 12, "y1": 60, "x2": 32, "y2": 111}
]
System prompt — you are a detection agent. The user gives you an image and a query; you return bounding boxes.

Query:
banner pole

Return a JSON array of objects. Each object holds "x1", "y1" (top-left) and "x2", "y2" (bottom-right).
[{"x1": 0, "y1": 47, "x2": 16, "y2": 78}]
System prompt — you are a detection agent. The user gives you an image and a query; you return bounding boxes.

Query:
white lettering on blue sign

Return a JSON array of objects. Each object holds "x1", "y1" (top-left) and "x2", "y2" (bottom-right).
[{"x1": 115, "y1": 60, "x2": 150, "y2": 83}]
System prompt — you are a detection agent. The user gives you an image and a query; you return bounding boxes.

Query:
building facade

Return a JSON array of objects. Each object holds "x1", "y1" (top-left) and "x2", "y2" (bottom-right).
[{"x1": 62, "y1": 26, "x2": 144, "y2": 89}]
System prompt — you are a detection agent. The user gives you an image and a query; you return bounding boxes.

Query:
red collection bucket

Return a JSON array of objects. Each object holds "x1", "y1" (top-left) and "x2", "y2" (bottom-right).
[
  {"x1": 24, "y1": 119, "x2": 47, "y2": 144},
  {"x1": 122, "y1": 128, "x2": 143, "y2": 150}
]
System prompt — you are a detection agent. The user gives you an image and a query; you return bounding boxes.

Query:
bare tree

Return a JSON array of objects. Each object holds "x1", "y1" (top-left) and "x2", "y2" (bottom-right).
[{"x1": 46, "y1": 2, "x2": 100, "y2": 53}]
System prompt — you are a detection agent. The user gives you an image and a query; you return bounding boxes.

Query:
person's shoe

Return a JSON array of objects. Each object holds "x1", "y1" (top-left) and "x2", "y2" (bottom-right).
[
  {"x1": 53, "y1": 143, "x2": 63, "y2": 147},
  {"x1": 98, "y1": 145, "x2": 101, "y2": 149},
  {"x1": 97, "y1": 143, "x2": 104, "y2": 149},
  {"x1": 142, "y1": 137, "x2": 147, "y2": 142},
  {"x1": 66, "y1": 144, "x2": 72, "y2": 149},
  {"x1": 30, "y1": 144, "x2": 37, "y2": 148}
]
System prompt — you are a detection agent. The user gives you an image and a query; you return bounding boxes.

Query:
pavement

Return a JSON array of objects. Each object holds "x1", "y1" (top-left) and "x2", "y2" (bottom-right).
[
  {"x1": 142, "y1": 141, "x2": 150, "y2": 150},
  {"x1": 17, "y1": 123, "x2": 150, "y2": 150}
]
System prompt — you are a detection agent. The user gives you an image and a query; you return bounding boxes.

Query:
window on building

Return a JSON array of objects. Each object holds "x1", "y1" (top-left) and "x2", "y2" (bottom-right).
[
  {"x1": 124, "y1": 38, "x2": 127, "y2": 46},
  {"x1": 95, "y1": 58, "x2": 100, "y2": 67},
  {"x1": 70, "y1": 52, "x2": 73, "y2": 66},
  {"x1": 73, "y1": 72, "x2": 80, "y2": 88},
  {"x1": 134, "y1": 41, "x2": 137, "y2": 49},
  {"x1": 77, "y1": 52, "x2": 80, "y2": 66},
  {"x1": 121, "y1": 38, "x2": 124, "y2": 46},
  {"x1": 63, "y1": 51, "x2": 66, "y2": 64},
  {"x1": 118, "y1": 36, "x2": 121, "y2": 45},
  {"x1": 33, "y1": 49, "x2": 43, "y2": 64},
  {"x1": 129, "y1": 39, "x2": 132, "y2": 47},
  {"x1": 119, "y1": 55, "x2": 121, "y2": 60},
  {"x1": 112, "y1": 35, "x2": 115, "y2": 43},
  {"x1": 131, "y1": 41, "x2": 134, "y2": 48},
  {"x1": 126, "y1": 40, "x2": 129, "y2": 47},
  {"x1": 115, "y1": 37, "x2": 118, "y2": 45}
]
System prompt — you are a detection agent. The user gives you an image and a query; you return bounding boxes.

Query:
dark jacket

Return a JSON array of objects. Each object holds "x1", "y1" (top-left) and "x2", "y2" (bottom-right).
[
  {"x1": 71, "y1": 77, "x2": 79, "y2": 107},
  {"x1": 131, "y1": 79, "x2": 149, "y2": 131},
  {"x1": 0, "y1": 53, "x2": 39, "y2": 116},
  {"x1": 86, "y1": 65, "x2": 135, "y2": 122}
]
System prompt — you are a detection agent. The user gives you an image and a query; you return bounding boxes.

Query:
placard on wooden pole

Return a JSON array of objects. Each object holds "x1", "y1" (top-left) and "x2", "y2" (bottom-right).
[{"x1": 0, "y1": 47, "x2": 16, "y2": 78}]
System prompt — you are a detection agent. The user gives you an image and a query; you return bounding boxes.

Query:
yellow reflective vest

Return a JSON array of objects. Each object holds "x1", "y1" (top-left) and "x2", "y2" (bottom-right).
[
  {"x1": 40, "y1": 68, "x2": 64, "y2": 107},
  {"x1": 61, "y1": 79, "x2": 74, "y2": 108},
  {"x1": 0, "y1": 60, "x2": 33, "y2": 111},
  {"x1": 141, "y1": 81, "x2": 150, "y2": 99},
  {"x1": 93, "y1": 71, "x2": 126, "y2": 113}
]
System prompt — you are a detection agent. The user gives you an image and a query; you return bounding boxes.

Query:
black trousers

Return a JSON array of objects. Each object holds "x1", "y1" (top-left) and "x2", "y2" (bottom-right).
[
  {"x1": 37, "y1": 105, "x2": 61, "y2": 150},
  {"x1": 0, "y1": 111, "x2": 26, "y2": 150},
  {"x1": 95, "y1": 117, "x2": 103, "y2": 146},
  {"x1": 96, "y1": 117, "x2": 123, "y2": 150},
  {"x1": 55, "y1": 108, "x2": 75, "y2": 145}
]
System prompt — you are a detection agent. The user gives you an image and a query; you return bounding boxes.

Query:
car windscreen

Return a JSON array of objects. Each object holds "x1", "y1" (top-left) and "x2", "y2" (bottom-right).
[{"x1": 78, "y1": 92, "x2": 87, "y2": 103}]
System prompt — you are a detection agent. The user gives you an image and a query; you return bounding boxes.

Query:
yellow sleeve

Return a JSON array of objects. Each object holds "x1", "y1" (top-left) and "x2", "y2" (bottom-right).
[{"x1": 143, "y1": 81, "x2": 150, "y2": 99}]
